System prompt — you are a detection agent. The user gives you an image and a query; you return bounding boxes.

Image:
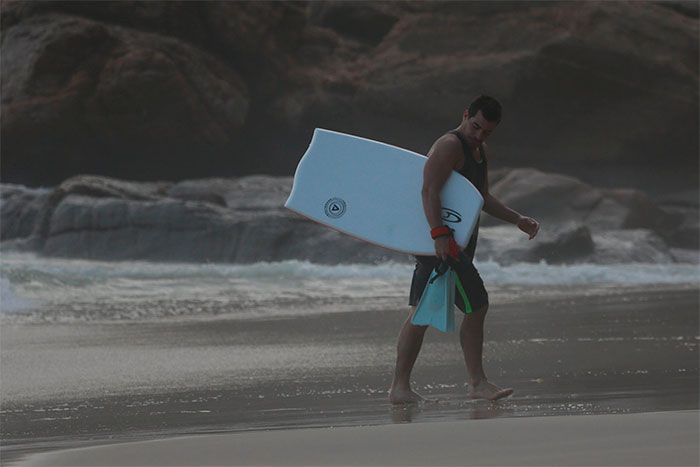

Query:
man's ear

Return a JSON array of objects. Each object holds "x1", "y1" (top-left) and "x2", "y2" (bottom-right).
[{"x1": 462, "y1": 110, "x2": 469, "y2": 121}]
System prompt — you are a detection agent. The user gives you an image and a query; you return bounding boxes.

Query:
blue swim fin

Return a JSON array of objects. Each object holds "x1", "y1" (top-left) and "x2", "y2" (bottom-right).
[{"x1": 411, "y1": 262, "x2": 455, "y2": 333}]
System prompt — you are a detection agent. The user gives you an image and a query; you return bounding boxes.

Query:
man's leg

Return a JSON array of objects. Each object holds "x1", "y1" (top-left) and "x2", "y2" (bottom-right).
[
  {"x1": 460, "y1": 304, "x2": 514, "y2": 400},
  {"x1": 388, "y1": 308, "x2": 435, "y2": 404}
]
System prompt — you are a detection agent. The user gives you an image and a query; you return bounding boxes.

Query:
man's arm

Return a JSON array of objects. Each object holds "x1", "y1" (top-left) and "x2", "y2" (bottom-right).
[
  {"x1": 480, "y1": 145, "x2": 540, "y2": 239},
  {"x1": 422, "y1": 136, "x2": 463, "y2": 259}
]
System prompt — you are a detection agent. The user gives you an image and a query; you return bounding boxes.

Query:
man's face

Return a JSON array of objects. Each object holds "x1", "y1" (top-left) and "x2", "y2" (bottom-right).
[{"x1": 462, "y1": 110, "x2": 499, "y2": 145}]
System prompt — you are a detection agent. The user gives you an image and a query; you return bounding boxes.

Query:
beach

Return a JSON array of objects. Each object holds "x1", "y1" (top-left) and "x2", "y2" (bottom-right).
[
  {"x1": 2, "y1": 279, "x2": 698, "y2": 466},
  {"x1": 1, "y1": 0, "x2": 698, "y2": 464},
  {"x1": 19, "y1": 411, "x2": 700, "y2": 466}
]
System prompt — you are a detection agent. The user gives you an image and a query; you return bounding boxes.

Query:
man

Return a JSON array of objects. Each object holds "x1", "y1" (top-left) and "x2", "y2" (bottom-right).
[{"x1": 389, "y1": 95, "x2": 540, "y2": 404}]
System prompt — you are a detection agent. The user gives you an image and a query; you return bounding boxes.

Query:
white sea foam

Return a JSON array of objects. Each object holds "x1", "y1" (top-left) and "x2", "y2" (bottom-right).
[
  {"x1": 1, "y1": 253, "x2": 698, "y2": 284},
  {"x1": 478, "y1": 260, "x2": 700, "y2": 286},
  {"x1": 0, "y1": 252, "x2": 697, "y2": 321},
  {"x1": 0, "y1": 253, "x2": 412, "y2": 281},
  {"x1": 0, "y1": 277, "x2": 37, "y2": 312}
]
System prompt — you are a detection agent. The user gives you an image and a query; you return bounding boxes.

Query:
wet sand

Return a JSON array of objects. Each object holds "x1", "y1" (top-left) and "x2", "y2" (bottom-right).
[
  {"x1": 21, "y1": 411, "x2": 700, "y2": 466},
  {"x1": 1, "y1": 284, "x2": 698, "y2": 465}
]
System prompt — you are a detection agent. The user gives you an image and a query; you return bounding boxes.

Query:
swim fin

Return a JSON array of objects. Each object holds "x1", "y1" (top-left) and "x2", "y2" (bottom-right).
[{"x1": 411, "y1": 261, "x2": 455, "y2": 332}]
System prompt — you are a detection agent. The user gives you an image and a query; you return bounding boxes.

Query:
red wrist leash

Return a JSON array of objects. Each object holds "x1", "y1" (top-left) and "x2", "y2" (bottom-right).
[
  {"x1": 430, "y1": 226, "x2": 452, "y2": 239},
  {"x1": 431, "y1": 226, "x2": 459, "y2": 259}
]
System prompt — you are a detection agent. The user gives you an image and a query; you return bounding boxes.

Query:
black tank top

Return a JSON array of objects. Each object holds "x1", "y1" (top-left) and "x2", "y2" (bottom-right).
[
  {"x1": 447, "y1": 130, "x2": 487, "y2": 193},
  {"x1": 446, "y1": 130, "x2": 486, "y2": 259}
]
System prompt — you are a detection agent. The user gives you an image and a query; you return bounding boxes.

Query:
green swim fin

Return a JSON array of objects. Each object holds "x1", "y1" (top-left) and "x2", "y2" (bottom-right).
[{"x1": 411, "y1": 262, "x2": 455, "y2": 332}]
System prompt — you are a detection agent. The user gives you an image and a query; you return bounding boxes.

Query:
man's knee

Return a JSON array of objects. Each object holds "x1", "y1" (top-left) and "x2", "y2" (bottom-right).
[
  {"x1": 462, "y1": 302, "x2": 488, "y2": 325},
  {"x1": 466, "y1": 301, "x2": 488, "y2": 315}
]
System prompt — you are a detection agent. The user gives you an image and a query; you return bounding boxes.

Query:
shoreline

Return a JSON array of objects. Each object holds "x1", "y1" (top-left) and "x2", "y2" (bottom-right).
[
  {"x1": 5, "y1": 405, "x2": 699, "y2": 466},
  {"x1": 17, "y1": 410, "x2": 700, "y2": 467}
]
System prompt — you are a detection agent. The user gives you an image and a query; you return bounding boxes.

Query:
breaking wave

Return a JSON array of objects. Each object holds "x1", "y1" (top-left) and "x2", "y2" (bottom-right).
[{"x1": 1, "y1": 253, "x2": 697, "y2": 321}]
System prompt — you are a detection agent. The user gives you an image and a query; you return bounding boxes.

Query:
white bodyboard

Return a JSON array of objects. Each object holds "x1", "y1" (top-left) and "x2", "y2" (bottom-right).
[{"x1": 284, "y1": 128, "x2": 483, "y2": 256}]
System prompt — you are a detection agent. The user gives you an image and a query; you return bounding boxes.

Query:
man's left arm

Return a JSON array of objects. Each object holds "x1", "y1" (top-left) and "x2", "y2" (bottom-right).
[{"x1": 480, "y1": 145, "x2": 540, "y2": 239}]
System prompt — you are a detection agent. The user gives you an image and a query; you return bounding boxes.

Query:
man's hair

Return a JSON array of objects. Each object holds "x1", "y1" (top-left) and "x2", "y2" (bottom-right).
[{"x1": 467, "y1": 95, "x2": 502, "y2": 123}]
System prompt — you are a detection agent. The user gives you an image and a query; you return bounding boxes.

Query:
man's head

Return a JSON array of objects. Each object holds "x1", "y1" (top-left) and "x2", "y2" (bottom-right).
[{"x1": 461, "y1": 95, "x2": 501, "y2": 145}]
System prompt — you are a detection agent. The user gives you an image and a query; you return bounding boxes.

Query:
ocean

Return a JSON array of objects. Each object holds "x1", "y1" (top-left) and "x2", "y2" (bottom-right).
[{"x1": 2, "y1": 252, "x2": 698, "y2": 323}]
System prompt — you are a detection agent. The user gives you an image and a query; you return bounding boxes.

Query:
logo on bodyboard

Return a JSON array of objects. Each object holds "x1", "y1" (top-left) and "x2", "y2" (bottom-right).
[
  {"x1": 442, "y1": 208, "x2": 462, "y2": 223},
  {"x1": 324, "y1": 198, "x2": 347, "y2": 219}
]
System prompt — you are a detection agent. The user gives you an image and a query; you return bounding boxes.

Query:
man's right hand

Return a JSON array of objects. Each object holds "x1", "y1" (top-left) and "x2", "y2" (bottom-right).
[{"x1": 434, "y1": 236, "x2": 460, "y2": 261}]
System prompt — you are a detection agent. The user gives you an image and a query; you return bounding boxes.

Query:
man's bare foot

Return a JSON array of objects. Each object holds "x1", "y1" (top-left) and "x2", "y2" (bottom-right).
[
  {"x1": 388, "y1": 387, "x2": 438, "y2": 405},
  {"x1": 469, "y1": 381, "x2": 514, "y2": 401}
]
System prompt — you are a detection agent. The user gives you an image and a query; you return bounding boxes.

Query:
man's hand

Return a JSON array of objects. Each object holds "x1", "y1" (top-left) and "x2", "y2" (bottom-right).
[
  {"x1": 434, "y1": 236, "x2": 460, "y2": 261},
  {"x1": 517, "y1": 217, "x2": 540, "y2": 239}
]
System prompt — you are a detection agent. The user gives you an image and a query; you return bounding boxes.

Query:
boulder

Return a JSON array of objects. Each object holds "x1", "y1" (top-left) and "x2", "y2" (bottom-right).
[
  {"x1": 306, "y1": 2, "x2": 399, "y2": 45},
  {"x1": 664, "y1": 211, "x2": 699, "y2": 250},
  {"x1": 484, "y1": 168, "x2": 683, "y2": 237},
  {"x1": 588, "y1": 230, "x2": 675, "y2": 264},
  {"x1": 484, "y1": 169, "x2": 603, "y2": 227},
  {"x1": 530, "y1": 224, "x2": 595, "y2": 264},
  {"x1": 476, "y1": 225, "x2": 676, "y2": 265},
  {"x1": 3, "y1": 174, "x2": 406, "y2": 264},
  {"x1": 166, "y1": 176, "x2": 294, "y2": 210},
  {"x1": 593, "y1": 189, "x2": 684, "y2": 232},
  {"x1": 1, "y1": 10, "x2": 249, "y2": 185},
  {"x1": 658, "y1": 191, "x2": 700, "y2": 249},
  {"x1": 0, "y1": 185, "x2": 50, "y2": 240}
]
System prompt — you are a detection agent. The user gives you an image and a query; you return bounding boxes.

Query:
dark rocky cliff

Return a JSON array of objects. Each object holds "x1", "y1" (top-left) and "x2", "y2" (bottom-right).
[{"x1": 1, "y1": 1, "x2": 698, "y2": 191}]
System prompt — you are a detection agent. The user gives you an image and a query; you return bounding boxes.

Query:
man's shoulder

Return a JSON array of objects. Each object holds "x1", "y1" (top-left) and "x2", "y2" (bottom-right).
[
  {"x1": 427, "y1": 133, "x2": 465, "y2": 170},
  {"x1": 433, "y1": 133, "x2": 463, "y2": 153}
]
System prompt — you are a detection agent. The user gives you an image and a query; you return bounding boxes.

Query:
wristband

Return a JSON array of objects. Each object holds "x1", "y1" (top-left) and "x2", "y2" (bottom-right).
[{"x1": 430, "y1": 226, "x2": 452, "y2": 239}]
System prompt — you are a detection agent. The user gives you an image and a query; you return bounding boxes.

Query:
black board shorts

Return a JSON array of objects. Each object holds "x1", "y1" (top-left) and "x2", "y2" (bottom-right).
[{"x1": 408, "y1": 253, "x2": 489, "y2": 313}]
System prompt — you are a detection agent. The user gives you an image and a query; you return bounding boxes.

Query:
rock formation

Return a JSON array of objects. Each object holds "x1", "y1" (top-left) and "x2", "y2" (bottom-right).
[
  {"x1": 1, "y1": 1, "x2": 697, "y2": 192},
  {"x1": 2, "y1": 169, "x2": 696, "y2": 265}
]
